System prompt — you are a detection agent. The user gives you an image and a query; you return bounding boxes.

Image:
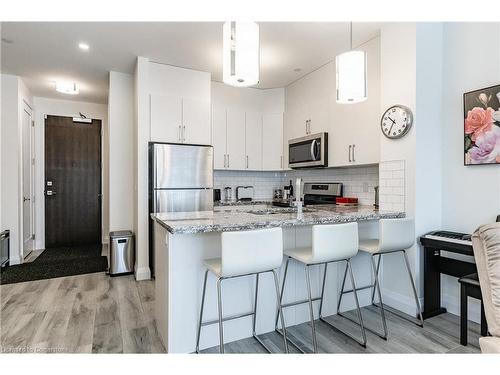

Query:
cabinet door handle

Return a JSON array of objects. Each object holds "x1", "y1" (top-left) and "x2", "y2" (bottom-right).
[
  {"x1": 178, "y1": 125, "x2": 181, "y2": 142},
  {"x1": 224, "y1": 154, "x2": 227, "y2": 168},
  {"x1": 227, "y1": 154, "x2": 230, "y2": 168},
  {"x1": 280, "y1": 155, "x2": 283, "y2": 169},
  {"x1": 348, "y1": 145, "x2": 352, "y2": 162},
  {"x1": 246, "y1": 155, "x2": 249, "y2": 169},
  {"x1": 352, "y1": 144, "x2": 355, "y2": 162},
  {"x1": 182, "y1": 125, "x2": 186, "y2": 142}
]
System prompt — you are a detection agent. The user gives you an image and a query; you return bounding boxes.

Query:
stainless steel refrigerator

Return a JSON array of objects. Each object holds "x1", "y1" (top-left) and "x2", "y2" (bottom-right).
[{"x1": 148, "y1": 142, "x2": 214, "y2": 275}]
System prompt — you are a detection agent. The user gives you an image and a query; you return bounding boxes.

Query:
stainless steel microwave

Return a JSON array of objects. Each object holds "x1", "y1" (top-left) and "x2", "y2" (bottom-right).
[{"x1": 288, "y1": 132, "x2": 328, "y2": 169}]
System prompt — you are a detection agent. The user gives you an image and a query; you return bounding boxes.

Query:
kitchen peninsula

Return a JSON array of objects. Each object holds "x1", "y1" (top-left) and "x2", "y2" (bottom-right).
[{"x1": 151, "y1": 205, "x2": 404, "y2": 353}]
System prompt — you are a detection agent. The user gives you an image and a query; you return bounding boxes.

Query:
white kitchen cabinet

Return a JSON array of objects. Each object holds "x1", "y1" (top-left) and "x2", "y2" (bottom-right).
[
  {"x1": 150, "y1": 94, "x2": 210, "y2": 145},
  {"x1": 211, "y1": 107, "x2": 227, "y2": 169},
  {"x1": 150, "y1": 95, "x2": 183, "y2": 143},
  {"x1": 226, "y1": 109, "x2": 246, "y2": 170},
  {"x1": 182, "y1": 98, "x2": 210, "y2": 145},
  {"x1": 309, "y1": 97, "x2": 330, "y2": 135},
  {"x1": 245, "y1": 111, "x2": 263, "y2": 170},
  {"x1": 262, "y1": 113, "x2": 283, "y2": 170}
]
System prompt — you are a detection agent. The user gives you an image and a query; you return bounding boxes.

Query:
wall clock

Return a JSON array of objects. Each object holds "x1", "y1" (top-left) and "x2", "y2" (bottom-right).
[{"x1": 381, "y1": 105, "x2": 413, "y2": 139}]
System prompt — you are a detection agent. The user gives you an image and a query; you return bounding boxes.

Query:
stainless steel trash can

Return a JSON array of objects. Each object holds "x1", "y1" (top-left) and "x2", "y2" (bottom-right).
[{"x1": 109, "y1": 230, "x2": 135, "y2": 276}]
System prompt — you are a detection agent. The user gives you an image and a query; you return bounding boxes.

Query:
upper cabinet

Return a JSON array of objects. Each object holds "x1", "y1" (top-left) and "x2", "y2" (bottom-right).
[
  {"x1": 150, "y1": 95, "x2": 210, "y2": 145},
  {"x1": 148, "y1": 63, "x2": 211, "y2": 145},
  {"x1": 212, "y1": 106, "x2": 283, "y2": 171},
  {"x1": 150, "y1": 95, "x2": 183, "y2": 143},
  {"x1": 245, "y1": 111, "x2": 263, "y2": 170},
  {"x1": 262, "y1": 113, "x2": 284, "y2": 170},
  {"x1": 182, "y1": 98, "x2": 210, "y2": 145},
  {"x1": 283, "y1": 36, "x2": 381, "y2": 168}
]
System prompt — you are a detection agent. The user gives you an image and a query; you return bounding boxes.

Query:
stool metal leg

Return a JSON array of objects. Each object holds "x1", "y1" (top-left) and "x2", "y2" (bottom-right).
[
  {"x1": 371, "y1": 255, "x2": 388, "y2": 340},
  {"x1": 275, "y1": 256, "x2": 290, "y2": 330},
  {"x1": 318, "y1": 263, "x2": 328, "y2": 317},
  {"x1": 319, "y1": 260, "x2": 367, "y2": 348},
  {"x1": 272, "y1": 269, "x2": 289, "y2": 353},
  {"x1": 217, "y1": 278, "x2": 224, "y2": 354},
  {"x1": 336, "y1": 261, "x2": 349, "y2": 314},
  {"x1": 195, "y1": 269, "x2": 209, "y2": 353},
  {"x1": 402, "y1": 250, "x2": 424, "y2": 327},
  {"x1": 305, "y1": 264, "x2": 318, "y2": 353},
  {"x1": 347, "y1": 259, "x2": 367, "y2": 346},
  {"x1": 252, "y1": 273, "x2": 260, "y2": 336},
  {"x1": 371, "y1": 255, "x2": 381, "y2": 304}
]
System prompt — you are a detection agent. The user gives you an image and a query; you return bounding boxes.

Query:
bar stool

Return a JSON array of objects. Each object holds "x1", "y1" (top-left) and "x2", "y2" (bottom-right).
[
  {"x1": 338, "y1": 217, "x2": 423, "y2": 340},
  {"x1": 275, "y1": 222, "x2": 367, "y2": 353},
  {"x1": 195, "y1": 227, "x2": 289, "y2": 354}
]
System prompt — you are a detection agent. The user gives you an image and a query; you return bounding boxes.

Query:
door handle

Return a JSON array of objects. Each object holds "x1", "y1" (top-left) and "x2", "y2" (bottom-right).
[
  {"x1": 224, "y1": 154, "x2": 227, "y2": 168},
  {"x1": 183, "y1": 125, "x2": 186, "y2": 142},
  {"x1": 352, "y1": 144, "x2": 355, "y2": 162},
  {"x1": 310, "y1": 139, "x2": 319, "y2": 161},
  {"x1": 246, "y1": 155, "x2": 249, "y2": 169},
  {"x1": 348, "y1": 145, "x2": 352, "y2": 162},
  {"x1": 178, "y1": 125, "x2": 181, "y2": 142},
  {"x1": 280, "y1": 155, "x2": 283, "y2": 169},
  {"x1": 227, "y1": 154, "x2": 230, "y2": 168}
]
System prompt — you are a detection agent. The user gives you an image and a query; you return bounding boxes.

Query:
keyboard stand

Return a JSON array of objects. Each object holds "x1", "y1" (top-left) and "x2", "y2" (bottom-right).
[{"x1": 419, "y1": 234, "x2": 476, "y2": 320}]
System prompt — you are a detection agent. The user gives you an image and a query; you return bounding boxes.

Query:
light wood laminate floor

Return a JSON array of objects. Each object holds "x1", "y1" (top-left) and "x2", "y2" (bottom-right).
[{"x1": 1, "y1": 272, "x2": 481, "y2": 354}]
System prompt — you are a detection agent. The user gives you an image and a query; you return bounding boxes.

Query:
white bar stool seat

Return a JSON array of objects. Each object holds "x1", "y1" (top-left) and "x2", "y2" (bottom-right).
[
  {"x1": 195, "y1": 227, "x2": 289, "y2": 354},
  {"x1": 339, "y1": 217, "x2": 423, "y2": 340},
  {"x1": 276, "y1": 222, "x2": 367, "y2": 353}
]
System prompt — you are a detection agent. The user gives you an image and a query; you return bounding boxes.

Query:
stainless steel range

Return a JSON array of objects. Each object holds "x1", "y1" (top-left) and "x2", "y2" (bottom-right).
[{"x1": 303, "y1": 182, "x2": 343, "y2": 206}]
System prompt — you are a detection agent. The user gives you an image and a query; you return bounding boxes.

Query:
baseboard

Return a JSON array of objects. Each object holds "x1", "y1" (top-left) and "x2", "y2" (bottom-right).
[
  {"x1": 135, "y1": 266, "x2": 151, "y2": 281},
  {"x1": 380, "y1": 287, "x2": 422, "y2": 317}
]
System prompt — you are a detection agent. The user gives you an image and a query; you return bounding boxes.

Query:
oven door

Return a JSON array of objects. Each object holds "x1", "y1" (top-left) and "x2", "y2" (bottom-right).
[{"x1": 288, "y1": 132, "x2": 328, "y2": 168}]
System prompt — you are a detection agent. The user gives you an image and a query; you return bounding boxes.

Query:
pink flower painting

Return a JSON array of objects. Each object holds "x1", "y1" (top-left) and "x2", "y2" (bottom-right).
[{"x1": 464, "y1": 85, "x2": 500, "y2": 165}]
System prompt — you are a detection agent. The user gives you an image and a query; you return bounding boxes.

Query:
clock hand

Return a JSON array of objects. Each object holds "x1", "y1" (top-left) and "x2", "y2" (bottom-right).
[
  {"x1": 389, "y1": 123, "x2": 394, "y2": 135},
  {"x1": 388, "y1": 117, "x2": 396, "y2": 125}
]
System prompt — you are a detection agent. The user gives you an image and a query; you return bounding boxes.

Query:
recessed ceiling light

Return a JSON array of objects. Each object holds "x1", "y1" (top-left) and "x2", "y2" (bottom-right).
[
  {"x1": 56, "y1": 82, "x2": 79, "y2": 95},
  {"x1": 293, "y1": 68, "x2": 302, "y2": 73},
  {"x1": 78, "y1": 42, "x2": 89, "y2": 51}
]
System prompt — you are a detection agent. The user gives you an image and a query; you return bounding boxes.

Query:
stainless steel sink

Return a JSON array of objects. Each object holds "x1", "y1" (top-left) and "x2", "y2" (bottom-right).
[{"x1": 249, "y1": 208, "x2": 315, "y2": 215}]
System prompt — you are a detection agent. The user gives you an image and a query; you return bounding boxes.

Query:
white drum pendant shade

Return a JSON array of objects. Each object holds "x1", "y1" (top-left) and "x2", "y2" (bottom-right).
[
  {"x1": 336, "y1": 50, "x2": 367, "y2": 104},
  {"x1": 223, "y1": 21, "x2": 260, "y2": 87}
]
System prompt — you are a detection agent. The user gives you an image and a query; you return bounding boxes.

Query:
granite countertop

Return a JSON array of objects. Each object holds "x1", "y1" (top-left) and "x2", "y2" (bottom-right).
[{"x1": 151, "y1": 205, "x2": 405, "y2": 234}]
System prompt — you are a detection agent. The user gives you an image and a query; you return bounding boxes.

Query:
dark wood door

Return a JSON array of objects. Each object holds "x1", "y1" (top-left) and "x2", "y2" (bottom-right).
[{"x1": 44, "y1": 115, "x2": 102, "y2": 247}]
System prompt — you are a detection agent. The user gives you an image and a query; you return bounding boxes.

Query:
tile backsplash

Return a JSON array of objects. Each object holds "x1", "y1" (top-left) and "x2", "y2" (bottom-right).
[
  {"x1": 214, "y1": 165, "x2": 379, "y2": 205},
  {"x1": 378, "y1": 160, "x2": 406, "y2": 211}
]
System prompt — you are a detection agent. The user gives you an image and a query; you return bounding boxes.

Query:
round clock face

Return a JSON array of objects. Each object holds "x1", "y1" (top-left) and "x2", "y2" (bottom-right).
[{"x1": 381, "y1": 105, "x2": 413, "y2": 139}]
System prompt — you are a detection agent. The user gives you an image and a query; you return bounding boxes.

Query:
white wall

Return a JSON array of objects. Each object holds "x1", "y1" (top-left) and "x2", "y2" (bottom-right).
[
  {"x1": 33, "y1": 97, "x2": 108, "y2": 248},
  {"x1": 439, "y1": 22, "x2": 500, "y2": 319},
  {"x1": 1, "y1": 74, "x2": 33, "y2": 264},
  {"x1": 108, "y1": 71, "x2": 134, "y2": 232}
]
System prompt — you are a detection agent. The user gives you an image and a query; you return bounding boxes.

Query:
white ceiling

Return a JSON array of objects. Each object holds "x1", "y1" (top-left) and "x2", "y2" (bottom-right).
[{"x1": 1, "y1": 22, "x2": 381, "y2": 104}]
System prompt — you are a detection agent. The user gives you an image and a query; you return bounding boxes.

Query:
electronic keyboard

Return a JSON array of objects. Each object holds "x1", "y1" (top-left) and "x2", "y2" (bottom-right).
[{"x1": 421, "y1": 231, "x2": 472, "y2": 247}]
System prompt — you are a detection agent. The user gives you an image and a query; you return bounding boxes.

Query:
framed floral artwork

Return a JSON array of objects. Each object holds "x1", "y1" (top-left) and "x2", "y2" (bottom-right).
[{"x1": 464, "y1": 84, "x2": 500, "y2": 165}]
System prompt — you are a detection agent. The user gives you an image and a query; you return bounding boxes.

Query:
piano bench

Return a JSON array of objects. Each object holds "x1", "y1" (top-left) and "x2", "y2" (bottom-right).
[{"x1": 458, "y1": 273, "x2": 488, "y2": 346}]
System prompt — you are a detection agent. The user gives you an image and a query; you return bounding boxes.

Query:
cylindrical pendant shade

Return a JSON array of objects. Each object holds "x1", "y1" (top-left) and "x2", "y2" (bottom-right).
[
  {"x1": 223, "y1": 21, "x2": 260, "y2": 87},
  {"x1": 336, "y1": 50, "x2": 367, "y2": 104}
]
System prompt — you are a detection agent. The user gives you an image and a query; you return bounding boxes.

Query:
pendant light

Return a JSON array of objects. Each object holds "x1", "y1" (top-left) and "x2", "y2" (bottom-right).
[
  {"x1": 336, "y1": 22, "x2": 367, "y2": 104},
  {"x1": 223, "y1": 22, "x2": 260, "y2": 87}
]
